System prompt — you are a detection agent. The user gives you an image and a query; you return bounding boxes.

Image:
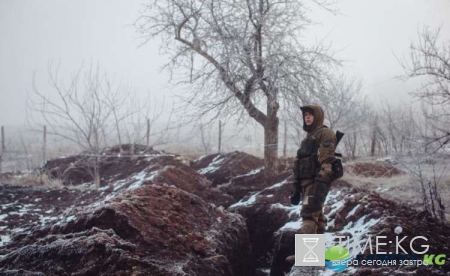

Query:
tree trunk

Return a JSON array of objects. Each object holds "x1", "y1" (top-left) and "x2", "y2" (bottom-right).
[
  {"x1": 283, "y1": 120, "x2": 287, "y2": 158},
  {"x1": 264, "y1": 100, "x2": 279, "y2": 184},
  {"x1": 370, "y1": 116, "x2": 378, "y2": 157},
  {"x1": 351, "y1": 132, "x2": 357, "y2": 159},
  {"x1": 95, "y1": 155, "x2": 101, "y2": 188}
]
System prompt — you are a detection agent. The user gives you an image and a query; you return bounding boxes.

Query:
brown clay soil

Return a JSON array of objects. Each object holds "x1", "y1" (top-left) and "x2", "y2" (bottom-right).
[{"x1": 1, "y1": 147, "x2": 449, "y2": 276}]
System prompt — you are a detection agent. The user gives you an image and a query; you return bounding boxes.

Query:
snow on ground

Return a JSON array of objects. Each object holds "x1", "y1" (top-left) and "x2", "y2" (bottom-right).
[
  {"x1": 98, "y1": 168, "x2": 160, "y2": 204},
  {"x1": 324, "y1": 214, "x2": 382, "y2": 263},
  {"x1": 270, "y1": 203, "x2": 300, "y2": 218},
  {"x1": 196, "y1": 154, "x2": 210, "y2": 162},
  {"x1": 198, "y1": 155, "x2": 225, "y2": 175},
  {"x1": 280, "y1": 220, "x2": 302, "y2": 230},
  {"x1": 266, "y1": 181, "x2": 287, "y2": 190},
  {"x1": 39, "y1": 214, "x2": 58, "y2": 226},
  {"x1": 128, "y1": 170, "x2": 158, "y2": 190},
  {"x1": 229, "y1": 180, "x2": 288, "y2": 208},
  {"x1": 229, "y1": 192, "x2": 259, "y2": 208},
  {"x1": 346, "y1": 204, "x2": 361, "y2": 219},
  {"x1": 0, "y1": 235, "x2": 11, "y2": 247},
  {"x1": 236, "y1": 168, "x2": 263, "y2": 178},
  {"x1": 66, "y1": 215, "x2": 77, "y2": 222},
  {"x1": 278, "y1": 188, "x2": 383, "y2": 275}
]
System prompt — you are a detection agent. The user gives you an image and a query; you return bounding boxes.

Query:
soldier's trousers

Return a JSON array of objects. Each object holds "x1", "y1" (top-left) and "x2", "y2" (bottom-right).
[{"x1": 300, "y1": 178, "x2": 331, "y2": 234}]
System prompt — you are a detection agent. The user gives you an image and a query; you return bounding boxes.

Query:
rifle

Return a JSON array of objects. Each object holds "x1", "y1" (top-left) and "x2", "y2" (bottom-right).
[
  {"x1": 333, "y1": 130, "x2": 345, "y2": 178},
  {"x1": 336, "y1": 130, "x2": 345, "y2": 146}
]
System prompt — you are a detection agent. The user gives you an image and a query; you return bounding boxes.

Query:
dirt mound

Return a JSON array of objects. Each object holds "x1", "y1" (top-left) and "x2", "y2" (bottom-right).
[
  {"x1": 4, "y1": 148, "x2": 449, "y2": 276},
  {"x1": 0, "y1": 152, "x2": 235, "y2": 252},
  {"x1": 95, "y1": 154, "x2": 235, "y2": 208},
  {"x1": 150, "y1": 157, "x2": 234, "y2": 207},
  {"x1": 276, "y1": 157, "x2": 295, "y2": 173},
  {"x1": 41, "y1": 144, "x2": 169, "y2": 186},
  {"x1": 192, "y1": 151, "x2": 264, "y2": 186},
  {"x1": 345, "y1": 161, "x2": 403, "y2": 177},
  {"x1": 0, "y1": 185, "x2": 101, "y2": 247},
  {"x1": 218, "y1": 169, "x2": 291, "y2": 202},
  {"x1": 193, "y1": 151, "x2": 290, "y2": 202},
  {"x1": 0, "y1": 185, "x2": 255, "y2": 276}
]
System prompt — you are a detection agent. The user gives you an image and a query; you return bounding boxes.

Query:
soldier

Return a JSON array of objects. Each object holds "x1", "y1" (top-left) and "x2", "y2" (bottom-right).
[{"x1": 285, "y1": 104, "x2": 343, "y2": 264}]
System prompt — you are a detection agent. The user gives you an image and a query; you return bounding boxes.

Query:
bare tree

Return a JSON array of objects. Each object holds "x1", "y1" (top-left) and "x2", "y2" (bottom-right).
[
  {"x1": 196, "y1": 123, "x2": 213, "y2": 154},
  {"x1": 399, "y1": 160, "x2": 446, "y2": 221},
  {"x1": 401, "y1": 26, "x2": 450, "y2": 151},
  {"x1": 104, "y1": 91, "x2": 181, "y2": 158},
  {"x1": 29, "y1": 64, "x2": 136, "y2": 187},
  {"x1": 319, "y1": 74, "x2": 365, "y2": 130},
  {"x1": 136, "y1": 0, "x2": 337, "y2": 181},
  {"x1": 104, "y1": 81, "x2": 143, "y2": 153},
  {"x1": 285, "y1": 72, "x2": 368, "y2": 160},
  {"x1": 343, "y1": 131, "x2": 357, "y2": 159},
  {"x1": 380, "y1": 100, "x2": 399, "y2": 154},
  {"x1": 378, "y1": 102, "x2": 425, "y2": 157}
]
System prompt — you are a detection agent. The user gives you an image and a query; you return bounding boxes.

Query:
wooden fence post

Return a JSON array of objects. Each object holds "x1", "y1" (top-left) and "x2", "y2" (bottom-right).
[
  {"x1": 43, "y1": 125, "x2": 47, "y2": 164},
  {"x1": 218, "y1": 120, "x2": 222, "y2": 153},
  {"x1": 0, "y1": 126, "x2": 4, "y2": 174}
]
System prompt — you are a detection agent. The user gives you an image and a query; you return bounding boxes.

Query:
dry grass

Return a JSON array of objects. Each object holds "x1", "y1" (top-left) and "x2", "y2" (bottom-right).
[
  {"x1": 4, "y1": 172, "x2": 64, "y2": 189},
  {"x1": 342, "y1": 172, "x2": 421, "y2": 204},
  {"x1": 341, "y1": 172, "x2": 411, "y2": 191},
  {"x1": 343, "y1": 168, "x2": 450, "y2": 221}
]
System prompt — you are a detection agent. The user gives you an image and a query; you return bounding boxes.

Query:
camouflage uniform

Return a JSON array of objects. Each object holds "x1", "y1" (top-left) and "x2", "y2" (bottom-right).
[{"x1": 292, "y1": 104, "x2": 337, "y2": 234}]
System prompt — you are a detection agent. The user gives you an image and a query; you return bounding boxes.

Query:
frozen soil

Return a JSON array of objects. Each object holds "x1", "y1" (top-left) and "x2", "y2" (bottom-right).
[{"x1": 0, "y1": 148, "x2": 449, "y2": 275}]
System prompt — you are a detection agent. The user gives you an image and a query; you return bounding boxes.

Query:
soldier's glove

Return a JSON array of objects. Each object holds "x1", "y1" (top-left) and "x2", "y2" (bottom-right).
[
  {"x1": 290, "y1": 181, "x2": 302, "y2": 205},
  {"x1": 331, "y1": 158, "x2": 344, "y2": 179}
]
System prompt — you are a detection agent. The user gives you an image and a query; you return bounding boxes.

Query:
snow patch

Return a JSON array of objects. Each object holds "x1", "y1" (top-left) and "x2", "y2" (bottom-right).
[
  {"x1": 237, "y1": 168, "x2": 263, "y2": 177},
  {"x1": 266, "y1": 180, "x2": 288, "y2": 190},
  {"x1": 113, "y1": 179, "x2": 128, "y2": 192},
  {"x1": 0, "y1": 235, "x2": 11, "y2": 247},
  {"x1": 198, "y1": 155, "x2": 225, "y2": 175},
  {"x1": 346, "y1": 204, "x2": 361, "y2": 219},
  {"x1": 66, "y1": 215, "x2": 77, "y2": 222},
  {"x1": 280, "y1": 220, "x2": 302, "y2": 230},
  {"x1": 270, "y1": 203, "x2": 300, "y2": 217},
  {"x1": 229, "y1": 192, "x2": 259, "y2": 208}
]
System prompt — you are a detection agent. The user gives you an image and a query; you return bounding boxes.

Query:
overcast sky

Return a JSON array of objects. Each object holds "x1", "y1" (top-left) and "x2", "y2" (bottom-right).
[{"x1": 1, "y1": 0, "x2": 449, "y2": 127}]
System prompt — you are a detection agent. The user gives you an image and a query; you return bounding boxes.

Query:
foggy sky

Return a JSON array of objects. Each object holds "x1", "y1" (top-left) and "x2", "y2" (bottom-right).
[{"x1": 1, "y1": 0, "x2": 450, "y2": 126}]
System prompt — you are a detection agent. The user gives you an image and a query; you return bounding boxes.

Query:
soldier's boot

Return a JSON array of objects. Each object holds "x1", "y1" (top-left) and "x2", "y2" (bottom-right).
[
  {"x1": 317, "y1": 216, "x2": 327, "y2": 234},
  {"x1": 300, "y1": 220, "x2": 317, "y2": 234},
  {"x1": 285, "y1": 220, "x2": 317, "y2": 264},
  {"x1": 285, "y1": 255, "x2": 295, "y2": 265},
  {"x1": 316, "y1": 221, "x2": 326, "y2": 234}
]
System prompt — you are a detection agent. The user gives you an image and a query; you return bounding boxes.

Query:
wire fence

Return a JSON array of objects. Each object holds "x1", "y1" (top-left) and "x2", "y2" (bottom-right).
[
  {"x1": 1, "y1": 116, "x2": 449, "y2": 173},
  {"x1": 0, "y1": 123, "x2": 274, "y2": 173}
]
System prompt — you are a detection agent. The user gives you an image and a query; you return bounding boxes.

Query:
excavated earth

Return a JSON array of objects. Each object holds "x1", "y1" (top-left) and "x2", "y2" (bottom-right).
[
  {"x1": 0, "y1": 184, "x2": 254, "y2": 276},
  {"x1": 1, "y1": 147, "x2": 449, "y2": 276}
]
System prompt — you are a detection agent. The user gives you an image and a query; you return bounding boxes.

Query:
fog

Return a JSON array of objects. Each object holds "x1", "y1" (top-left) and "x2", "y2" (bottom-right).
[{"x1": 0, "y1": 0, "x2": 449, "y2": 163}]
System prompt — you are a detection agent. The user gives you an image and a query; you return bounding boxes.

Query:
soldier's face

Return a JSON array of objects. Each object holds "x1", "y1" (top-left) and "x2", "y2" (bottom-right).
[{"x1": 304, "y1": 112, "x2": 314, "y2": 125}]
